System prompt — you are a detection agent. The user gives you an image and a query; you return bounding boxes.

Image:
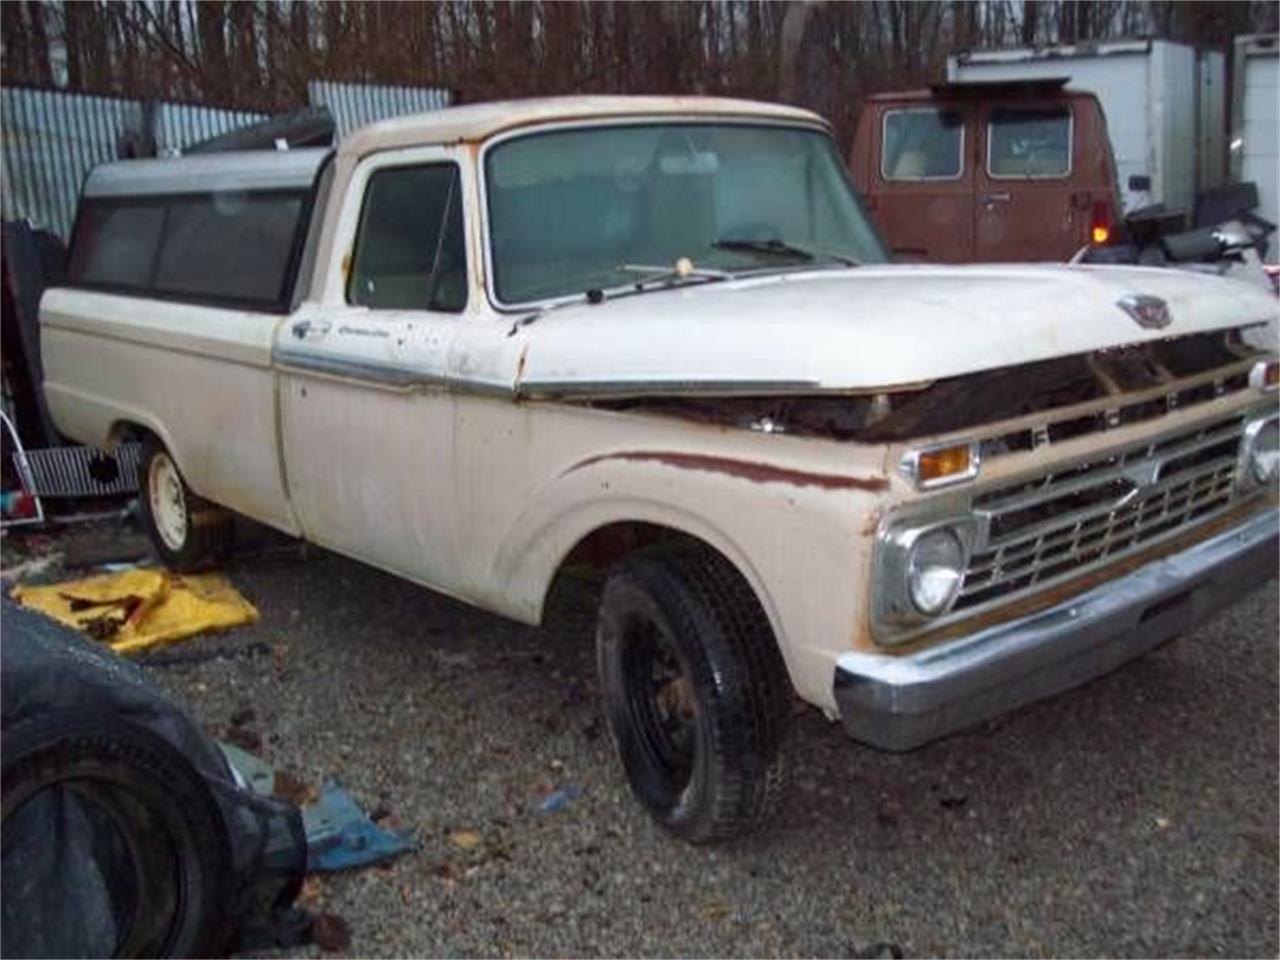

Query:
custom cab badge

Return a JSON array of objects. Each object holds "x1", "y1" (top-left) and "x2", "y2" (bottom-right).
[{"x1": 1117, "y1": 294, "x2": 1172, "y2": 330}]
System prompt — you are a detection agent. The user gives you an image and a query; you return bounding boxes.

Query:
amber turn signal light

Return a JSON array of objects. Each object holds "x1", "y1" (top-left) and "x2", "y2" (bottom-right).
[
  {"x1": 901, "y1": 441, "x2": 981, "y2": 490},
  {"x1": 1249, "y1": 360, "x2": 1280, "y2": 392},
  {"x1": 1091, "y1": 224, "x2": 1110, "y2": 245},
  {"x1": 918, "y1": 444, "x2": 971, "y2": 482}
]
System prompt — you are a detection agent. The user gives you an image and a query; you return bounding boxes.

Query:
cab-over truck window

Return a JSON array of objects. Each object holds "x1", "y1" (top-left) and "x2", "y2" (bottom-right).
[
  {"x1": 881, "y1": 108, "x2": 964, "y2": 180},
  {"x1": 986, "y1": 106, "x2": 1073, "y2": 179}
]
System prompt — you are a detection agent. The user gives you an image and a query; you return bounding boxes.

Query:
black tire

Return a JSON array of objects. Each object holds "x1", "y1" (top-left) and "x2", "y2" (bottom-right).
[
  {"x1": 1, "y1": 714, "x2": 235, "y2": 958},
  {"x1": 597, "y1": 544, "x2": 793, "y2": 843},
  {"x1": 139, "y1": 438, "x2": 233, "y2": 571}
]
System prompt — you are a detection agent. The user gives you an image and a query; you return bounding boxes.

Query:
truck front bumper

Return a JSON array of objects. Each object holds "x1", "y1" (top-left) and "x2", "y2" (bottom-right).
[{"x1": 834, "y1": 507, "x2": 1279, "y2": 752}]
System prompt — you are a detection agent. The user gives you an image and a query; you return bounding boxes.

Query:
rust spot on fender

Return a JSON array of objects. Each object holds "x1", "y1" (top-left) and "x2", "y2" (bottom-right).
[
  {"x1": 565, "y1": 451, "x2": 888, "y2": 491},
  {"x1": 515, "y1": 343, "x2": 530, "y2": 385},
  {"x1": 860, "y1": 507, "x2": 885, "y2": 537}
]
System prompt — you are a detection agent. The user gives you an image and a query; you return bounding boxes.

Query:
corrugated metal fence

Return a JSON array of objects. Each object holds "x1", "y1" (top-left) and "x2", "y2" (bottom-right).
[
  {"x1": 1, "y1": 80, "x2": 451, "y2": 240},
  {"x1": 2, "y1": 89, "x2": 143, "y2": 241},
  {"x1": 308, "y1": 80, "x2": 452, "y2": 139},
  {"x1": 0, "y1": 88, "x2": 267, "y2": 239}
]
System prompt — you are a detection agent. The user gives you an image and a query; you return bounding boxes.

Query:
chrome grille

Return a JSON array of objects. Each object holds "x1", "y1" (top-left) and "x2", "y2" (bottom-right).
[{"x1": 957, "y1": 415, "x2": 1247, "y2": 610}]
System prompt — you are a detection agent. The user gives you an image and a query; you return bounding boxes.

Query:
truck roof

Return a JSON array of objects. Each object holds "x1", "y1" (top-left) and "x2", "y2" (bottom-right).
[
  {"x1": 337, "y1": 95, "x2": 827, "y2": 158},
  {"x1": 864, "y1": 78, "x2": 1097, "y2": 103}
]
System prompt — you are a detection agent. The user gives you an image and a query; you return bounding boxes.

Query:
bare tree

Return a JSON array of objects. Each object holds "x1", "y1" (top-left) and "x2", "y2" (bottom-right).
[{"x1": 2, "y1": 1, "x2": 1277, "y2": 148}]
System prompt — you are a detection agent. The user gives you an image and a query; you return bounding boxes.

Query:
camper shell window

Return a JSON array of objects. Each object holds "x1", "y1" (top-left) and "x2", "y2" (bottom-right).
[{"x1": 68, "y1": 187, "x2": 313, "y2": 312}]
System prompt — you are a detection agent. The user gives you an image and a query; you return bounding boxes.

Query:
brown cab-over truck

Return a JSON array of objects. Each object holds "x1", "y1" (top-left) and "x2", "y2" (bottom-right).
[{"x1": 850, "y1": 79, "x2": 1122, "y2": 263}]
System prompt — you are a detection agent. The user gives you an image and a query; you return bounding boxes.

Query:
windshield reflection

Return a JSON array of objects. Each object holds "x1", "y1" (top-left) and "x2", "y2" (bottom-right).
[{"x1": 485, "y1": 123, "x2": 887, "y2": 306}]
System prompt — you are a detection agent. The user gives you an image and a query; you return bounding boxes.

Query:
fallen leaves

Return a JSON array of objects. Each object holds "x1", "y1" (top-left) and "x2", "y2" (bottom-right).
[
  {"x1": 273, "y1": 770, "x2": 319, "y2": 807},
  {"x1": 296, "y1": 876, "x2": 326, "y2": 909},
  {"x1": 311, "y1": 912, "x2": 351, "y2": 952},
  {"x1": 449, "y1": 830, "x2": 484, "y2": 852}
]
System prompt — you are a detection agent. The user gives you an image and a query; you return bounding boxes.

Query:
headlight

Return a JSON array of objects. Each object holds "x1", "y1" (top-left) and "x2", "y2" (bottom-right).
[
  {"x1": 1244, "y1": 416, "x2": 1279, "y2": 486},
  {"x1": 874, "y1": 518, "x2": 976, "y2": 640},
  {"x1": 907, "y1": 527, "x2": 966, "y2": 615}
]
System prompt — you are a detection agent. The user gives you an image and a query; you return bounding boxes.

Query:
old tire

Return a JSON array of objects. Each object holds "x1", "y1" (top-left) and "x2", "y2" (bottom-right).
[
  {"x1": 1, "y1": 714, "x2": 234, "y2": 958},
  {"x1": 139, "y1": 439, "x2": 233, "y2": 571},
  {"x1": 597, "y1": 545, "x2": 793, "y2": 843}
]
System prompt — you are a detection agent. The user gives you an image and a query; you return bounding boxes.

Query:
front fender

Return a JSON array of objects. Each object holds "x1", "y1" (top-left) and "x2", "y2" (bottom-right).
[{"x1": 480, "y1": 450, "x2": 881, "y2": 710}]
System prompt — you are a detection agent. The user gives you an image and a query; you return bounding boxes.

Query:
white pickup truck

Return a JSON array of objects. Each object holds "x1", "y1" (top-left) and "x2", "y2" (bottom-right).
[{"x1": 42, "y1": 96, "x2": 1279, "y2": 842}]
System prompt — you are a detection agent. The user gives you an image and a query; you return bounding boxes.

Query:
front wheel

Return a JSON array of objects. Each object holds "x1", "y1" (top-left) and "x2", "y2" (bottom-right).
[
  {"x1": 139, "y1": 440, "x2": 233, "y2": 571},
  {"x1": 597, "y1": 545, "x2": 793, "y2": 843}
]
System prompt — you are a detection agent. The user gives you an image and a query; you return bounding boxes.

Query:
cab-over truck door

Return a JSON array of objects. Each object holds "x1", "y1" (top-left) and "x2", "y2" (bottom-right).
[
  {"x1": 974, "y1": 101, "x2": 1084, "y2": 261},
  {"x1": 862, "y1": 102, "x2": 974, "y2": 263}
]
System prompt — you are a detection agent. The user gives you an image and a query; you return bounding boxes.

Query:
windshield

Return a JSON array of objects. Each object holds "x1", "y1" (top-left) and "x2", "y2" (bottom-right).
[{"x1": 485, "y1": 122, "x2": 887, "y2": 305}]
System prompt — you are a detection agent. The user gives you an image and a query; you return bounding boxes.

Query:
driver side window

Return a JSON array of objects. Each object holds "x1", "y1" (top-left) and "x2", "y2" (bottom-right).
[{"x1": 348, "y1": 163, "x2": 467, "y2": 312}]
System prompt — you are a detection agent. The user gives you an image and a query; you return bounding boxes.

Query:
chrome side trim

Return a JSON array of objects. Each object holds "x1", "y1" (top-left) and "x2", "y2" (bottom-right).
[
  {"x1": 516, "y1": 378, "x2": 823, "y2": 398},
  {"x1": 274, "y1": 346, "x2": 827, "y2": 400},
  {"x1": 273, "y1": 347, "x2": 439, "y2": 389},
  {"x1": 272, "y1": 346, "x2": 512, "y2": 398},
  {"x1": 837, "y1": 507, "x2": 1279, "y2": 751}
]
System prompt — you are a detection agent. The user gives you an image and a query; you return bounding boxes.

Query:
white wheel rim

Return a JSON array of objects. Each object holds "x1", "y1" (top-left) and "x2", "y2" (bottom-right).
[{"x1": 148, "y1": 453, "x2": 188, "y2": 552}]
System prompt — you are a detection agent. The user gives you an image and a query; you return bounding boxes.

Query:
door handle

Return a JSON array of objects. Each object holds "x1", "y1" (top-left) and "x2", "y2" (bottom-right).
[
  {"x1": 291, "y1": 320, "x2": 331, "y2": 340},
  {"x1": 981, "y1": 192, "x2": 1011, "y2": 205}
]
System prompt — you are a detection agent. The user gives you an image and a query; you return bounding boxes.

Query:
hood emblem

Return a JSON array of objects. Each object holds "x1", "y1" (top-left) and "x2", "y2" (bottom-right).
[{"x1": 1118, "y1": 294, "x2": 1172, "y2": 330}]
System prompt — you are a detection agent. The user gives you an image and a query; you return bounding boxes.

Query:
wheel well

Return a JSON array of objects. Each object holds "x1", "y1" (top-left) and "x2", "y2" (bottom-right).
[
  {"x1": 541, "y1": 521, "x2": 759, "y2": 631},
  {"x1": 107, "y1": 420, "x2": 155, "y2": 449},
  {"x1": 555, "y1": 521, "x2": 698, "y2": 579}
]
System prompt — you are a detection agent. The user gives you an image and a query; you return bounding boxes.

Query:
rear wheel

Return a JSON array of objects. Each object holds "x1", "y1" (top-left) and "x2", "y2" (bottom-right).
[
  {"x1": 139, "y1": 439, "x2": 233, "y2": 571},
  {"x1": 597, "y1": 544, "x2": 793, "y2": 843}
]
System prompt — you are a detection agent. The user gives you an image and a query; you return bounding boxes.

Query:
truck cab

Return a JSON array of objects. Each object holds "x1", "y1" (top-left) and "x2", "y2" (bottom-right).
[{"x1": 849, "y1": 79, "x2": 1121, "y2": 263}]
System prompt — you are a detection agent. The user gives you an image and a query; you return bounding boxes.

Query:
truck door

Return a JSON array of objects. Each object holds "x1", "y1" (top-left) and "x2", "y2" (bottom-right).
[
  {"x1": 868, "y1": 103, "x2": 974, "y2": 262},
  {"x1": 274, "y1": 146, "x2": 469, "y2": 584},
  {"x1": 974, "y1": 102, "x2": 1081, "y2": 261}
]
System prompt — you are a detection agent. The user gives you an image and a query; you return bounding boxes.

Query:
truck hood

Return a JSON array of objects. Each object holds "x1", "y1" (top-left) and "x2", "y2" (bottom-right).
[{"x1": 514, "y1": 264, "x2": 1278, "y2": 396}]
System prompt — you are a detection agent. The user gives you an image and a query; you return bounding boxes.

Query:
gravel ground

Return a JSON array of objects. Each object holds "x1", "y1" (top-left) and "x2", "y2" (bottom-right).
[{"x1": 8, "y1": 526, "x2": 1279, "y2": 957}]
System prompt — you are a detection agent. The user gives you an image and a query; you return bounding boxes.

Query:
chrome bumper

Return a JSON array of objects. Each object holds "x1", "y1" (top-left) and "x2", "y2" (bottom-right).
[{"x1": 834, "y1": 508, "x2": 1279, "y2": 752}]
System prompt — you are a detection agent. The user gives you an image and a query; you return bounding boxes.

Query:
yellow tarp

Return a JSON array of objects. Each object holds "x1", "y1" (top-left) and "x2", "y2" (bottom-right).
[{"x1": 12, "y1": 568, "x2": 258, "y2": 655}]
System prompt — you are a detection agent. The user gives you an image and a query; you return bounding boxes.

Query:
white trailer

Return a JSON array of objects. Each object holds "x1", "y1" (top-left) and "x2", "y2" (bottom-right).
[
  {"x1": 947, "y1": 39, "x2": 1224, "y2": 217},
  {"x1": 1232, "y1": 35, "x2": 1279, "y2": 261}
]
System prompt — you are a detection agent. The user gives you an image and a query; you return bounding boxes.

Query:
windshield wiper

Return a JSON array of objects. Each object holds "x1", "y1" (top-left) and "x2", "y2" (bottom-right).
[
  {"x1": 713, "y1": 238, "x2": 860, "y2": 267},
  {"x1": 507, "y1": 261, "x2": 728, "y2": 336}
]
